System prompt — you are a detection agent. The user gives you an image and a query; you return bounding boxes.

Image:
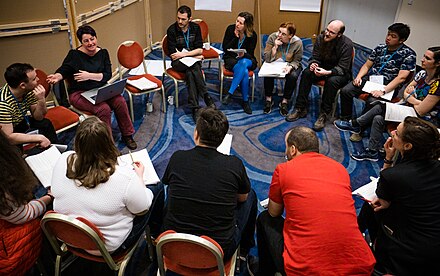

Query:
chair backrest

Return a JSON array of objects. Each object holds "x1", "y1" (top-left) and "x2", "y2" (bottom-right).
[
  {"x1": 35, "y1": 68, "x2": 51, "y2": 98},
  {"x1": 161, "y1": 35, "x2": 171, "y2": 70},
  {"x1": 40, "y1": 211, "x2": 119, "y2": 269},
  {"x1": 156, "y1": 230, "x2": 227, "y2": 276},
  {"x1": 117, "y1": 40, "x2": 146, "y2": 72},
  {"x1": 193, "y1": 19, "x2": 210, "y2": 43}
]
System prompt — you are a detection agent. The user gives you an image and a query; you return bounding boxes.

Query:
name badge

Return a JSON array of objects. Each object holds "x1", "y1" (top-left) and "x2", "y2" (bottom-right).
[{"x1": 370, "y1": 75, "x2": 384, "y2": 85}]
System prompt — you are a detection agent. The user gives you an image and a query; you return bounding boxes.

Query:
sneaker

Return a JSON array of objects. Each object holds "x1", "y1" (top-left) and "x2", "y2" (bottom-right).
[
  {"x1": 313, "y1": 113, "x2": 327, "y2": 132},
  {"x1": 204, "y1": 94, "x2": 216, "y2": 109},
  {"x1": 334, "y1": 119, "x2": 361, "y2": 134},
  {"x1": 243, "y1": 101, "x2": 252, "y2": 114},
  {"x1": 351, "y1": 148, "x2": 379, "y2": 161},
  {"x1": 285, "y1": 108, "x2": 307, "y2": 122},
  {"x1": 263, "y1": 100, "x2": 274, "y2": 114},
  {"x1": 279, "y1": 102, "x2": 289, "y2": 117},
  {"x1": 222, "y1": 93, "x2": 232, "y2": 105},
  {"x1": 122, "y1": 135, "x2": 137, "y2": 150},
  {"x1": 349, "y1": 133, "x2": 363, "y2": 142}
]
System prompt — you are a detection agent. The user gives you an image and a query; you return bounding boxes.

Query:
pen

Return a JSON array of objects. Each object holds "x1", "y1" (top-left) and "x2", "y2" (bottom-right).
[{"x1": 128, "y1": 150, "x2": 135, "y2": 164}]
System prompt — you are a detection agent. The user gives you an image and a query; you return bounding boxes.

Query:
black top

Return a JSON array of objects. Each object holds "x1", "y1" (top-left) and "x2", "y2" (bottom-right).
[
  {"x1": 309, "y1": 33, "x2": 353, "y2": 77},
  {"x1": 166, "y1": 21, "x2": 203, "y2": 55},
  {"x1": 56, "y1": 48, "x2": 112, "y2": 93},
  {"x1": 162, "y1": 146, "x2": 250, "y2": 254},
  {"x1": 222, "y1": 24, "x2": 258, "y2": 71},
  {"x1": 375, "y1": 158, "x2": 440, "y2": 274}
]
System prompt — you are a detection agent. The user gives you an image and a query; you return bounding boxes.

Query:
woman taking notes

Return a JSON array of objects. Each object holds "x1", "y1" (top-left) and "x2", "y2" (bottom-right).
[{"x1": 221, "y1": 12, "x2": 257, "y2": 114}]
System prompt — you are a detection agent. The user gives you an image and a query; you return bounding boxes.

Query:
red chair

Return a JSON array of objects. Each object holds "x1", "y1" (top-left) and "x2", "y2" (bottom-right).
[
  {"x1": 35, "y1": 69, "x2": 80, "y2": 134},
  {"x1": 156, "y1": 230, "x2": 238, "y2": 276},
  {"x1": 41, "y1": 211, "x2": 144, "y2": 276},
  {"x1": 193, "y1": 19, "x2": 222, "y2": 74},
  {"x1": 117, "y1": 40, "x2": 166, "y2": 121},
  {"x1": 220, "y1": 65, "x2": 255, "y2": 102}
]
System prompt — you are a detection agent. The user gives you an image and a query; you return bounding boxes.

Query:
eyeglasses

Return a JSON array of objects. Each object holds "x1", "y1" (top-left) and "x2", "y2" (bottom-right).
[{"x1": 325, "y1": 28, "x2": 338, "y2": 36}]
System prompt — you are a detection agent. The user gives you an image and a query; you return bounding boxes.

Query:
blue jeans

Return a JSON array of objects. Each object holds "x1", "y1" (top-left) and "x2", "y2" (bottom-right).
[{"x1": 228, "y1": 58, "x2": 252, "y2": 102}]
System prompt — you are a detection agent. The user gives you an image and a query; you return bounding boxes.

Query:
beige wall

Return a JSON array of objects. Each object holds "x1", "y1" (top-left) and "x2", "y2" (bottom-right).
[{"x1": 396, "y1": 0, "x2": 440, "y2": 61}]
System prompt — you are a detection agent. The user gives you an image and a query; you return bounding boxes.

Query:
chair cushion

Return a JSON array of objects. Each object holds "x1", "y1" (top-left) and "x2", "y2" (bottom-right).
[
  {"x1": 358, "y1": 93, "x2": 370, "y2": 101},
  {"x1": 45, "y1": 106, "x2": 79, "y2": 131},
  {"x1": 166, "y1": 68, "x2": 186, "y2": 80},
  {"x1": 202, "y1": 49, "x2": 219, "y2": 59},
  {"x1": 222, "y1": 66, "x2": 254, "y2": 77},
  {"x1": 125, "y1": 74, "x2": 162, "y2": 94},
  {"x1": 315, "y1": 79, "x2": 326, "y2": 87}
]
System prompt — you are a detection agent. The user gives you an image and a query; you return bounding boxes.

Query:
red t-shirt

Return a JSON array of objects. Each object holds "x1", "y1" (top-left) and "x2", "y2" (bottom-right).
[{"x1": 269, "y1": 152, "x2": 375, "y2": 275}]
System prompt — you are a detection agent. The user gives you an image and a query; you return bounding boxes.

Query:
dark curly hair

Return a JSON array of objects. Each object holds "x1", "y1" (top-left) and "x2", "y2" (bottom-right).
[{"x1": 0, "y1": 131, "x2": 38, "y2": 216}]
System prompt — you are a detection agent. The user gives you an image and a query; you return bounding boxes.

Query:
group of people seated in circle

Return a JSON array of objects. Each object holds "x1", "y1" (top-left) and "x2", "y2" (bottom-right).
[{"x1": 1, "y1": 4, "x2": 440, "y2": 276}]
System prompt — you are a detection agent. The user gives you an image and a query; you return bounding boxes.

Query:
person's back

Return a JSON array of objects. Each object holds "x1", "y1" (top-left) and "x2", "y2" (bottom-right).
[{"x1": 274, "y1": 152, "x2": 374, "y2": 274}]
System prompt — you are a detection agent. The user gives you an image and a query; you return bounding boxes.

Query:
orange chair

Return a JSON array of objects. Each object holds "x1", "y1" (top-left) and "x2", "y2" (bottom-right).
[
  {"x1": 220, "y1": 65, "x2": 255, "y2": 102},
  {"x1": 117, "y1": 40, "x2": 166, "y2": 122},
  {"x1": 35, "y1": 69, "x2": 79, "y2": 134},
  {"x1": 156, "y1": 230, "x2": 238, "y2": 276},
  {"x1": 41, "y1": 211, "x2": 144, "y2": 276},
  {"x1": 193, "y1": 19, "x2": 222, "y2": 73}
]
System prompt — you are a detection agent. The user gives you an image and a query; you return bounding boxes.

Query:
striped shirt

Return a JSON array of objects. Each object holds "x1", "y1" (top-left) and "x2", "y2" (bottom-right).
[
  {"x1": 0, "y1": 199, "x2": 46, "y2": 224},
  {"x1": 0, "y1": 84, "x2": 37, "y2": 126}
]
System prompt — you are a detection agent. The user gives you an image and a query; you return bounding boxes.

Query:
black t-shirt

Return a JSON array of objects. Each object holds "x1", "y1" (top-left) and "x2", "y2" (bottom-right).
[{"x1": 162, "y1": 146, "x2": 250, "y2": 253}]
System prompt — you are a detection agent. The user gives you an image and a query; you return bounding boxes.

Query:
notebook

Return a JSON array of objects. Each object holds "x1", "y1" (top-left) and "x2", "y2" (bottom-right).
[{"x1": 81, "y1": 79, "x2": 127, "y2": 105}]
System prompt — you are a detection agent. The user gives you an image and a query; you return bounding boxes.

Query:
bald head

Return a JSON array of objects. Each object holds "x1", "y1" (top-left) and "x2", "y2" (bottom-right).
[{"x1": 324, "y1": 20, "x2": 345, "y2": 42}]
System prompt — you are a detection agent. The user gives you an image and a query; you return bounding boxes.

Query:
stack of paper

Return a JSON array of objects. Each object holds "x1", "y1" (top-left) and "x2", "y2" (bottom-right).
[
  {"x1": 352, "y1": 176, "x2": 379, "y2": 202},
  {"x1": 117, "y1": 149, "x2": 160, "y2": 185},
  {"x1": 127, "y1": 77, "x2": 158, "y2": 90},
  {"x1": 25, "y1": 145, "x2": 62, "y2": 188},
  {"x1": 384, "y1": 102, "x2": 417, "y2": 122},
  {"x1": 362, "y1": 81, "x2": 394, "y2": 101},
  {"x1": 258, "y1": 61, "x2": 288, "y2": 77}
]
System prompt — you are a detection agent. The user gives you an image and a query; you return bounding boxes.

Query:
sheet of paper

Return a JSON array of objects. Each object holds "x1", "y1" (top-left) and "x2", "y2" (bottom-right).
[
  {"x1": 369, "y1": 75, "x2": 384, "y2": 85},
  {"x1": 385, "y1": 102, "x2": 417, "y2": 122},
  {"x1": 217, "y1": 134, "x2": 233, "y2": 155},
  {"x1": 260, "y1": 198, "x2": 269, "y2": 208},
  {"x1": 362, "y1": 81, "x2": 394, "y2": 101},
  {"x1": 127, "y1": 77, "x2": 158, "y2": 90},
  {"x1": 352, "y1": 176, "x2": 379, "y2": 202},
  {"x1": 118, "y1": 149, "x2": 160, "y2": 185},
  {"x1": 25, "y1": 145, "x2": 62, "y2": 188},
  {"x1": 227, "y1": 48, "x2": 247, "y2": 54},
  {"x1": 179, "y1": 56, "x2": 201, "y2": 67},
  {"x1": 129, "y1": 60, "x2": 171, "y2": 77},
  {"x1": 258, "y1": 61, "x2": 288, "y2": 77},
  {"x1": 195, "y1": 0, "x2": 231, "y2": 11},
  {"x1": 211, "y1": 46, "x2": 224, "y2": 55}
]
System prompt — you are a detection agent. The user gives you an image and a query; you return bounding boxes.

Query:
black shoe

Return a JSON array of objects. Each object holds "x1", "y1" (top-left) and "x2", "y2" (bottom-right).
[
  {"x1": 263, "y1": 100, "x2": 273, "y2": 114},
  {"x1": 122, "y1": 135, "x2": 137, "y2": 150},
  {"x1": 242, "y1": 101, "x2": 252, "y2": 114},
  {"x1": 285, "y1": 108, "x2": 307, "y2": 122},
  {"x1": 204, "y1": 94, "x2": 216, "y2": 109},
  {"x1": 313, "y1": 113, "x2": 327, "y2": 132},
  {"x1": 279, "y1": 102, "x2": 289, "y2": 117},
  {"x1": 222, "y1": 93, "x2": 232, "y2": 105},
  {"x1": 192, "y1": 108, "x2": 200, "y2": 123}
]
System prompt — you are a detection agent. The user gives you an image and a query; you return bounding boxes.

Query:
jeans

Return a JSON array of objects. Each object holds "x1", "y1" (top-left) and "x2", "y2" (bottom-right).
[
  {"x1": 356, "y1": 103, "x2": 386, "y2": 151},
  {"x1": 295, "y1": 65, "x2": 351, "y2": 115},
  {"x1": 256, "y1": 210, "x2": 286, "y2": 276},
  {"x1": 228, "y1": 58, "x2": 252, "y2": 102},
  {"x1": 171, "y1": 60, "x2": 208, "y2": 109},
  {"x1": 264, "y1": 65, "x2": 302, "y2": 100},
  {"x1": 69, "y1": 91, "x2": 134, "y2": 137}
]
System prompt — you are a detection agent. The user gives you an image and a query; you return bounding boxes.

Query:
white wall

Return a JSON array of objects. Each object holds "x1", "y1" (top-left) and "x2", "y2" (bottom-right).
[{"x1": 396, "y1": 0, "x2": 440, "y2": 61}]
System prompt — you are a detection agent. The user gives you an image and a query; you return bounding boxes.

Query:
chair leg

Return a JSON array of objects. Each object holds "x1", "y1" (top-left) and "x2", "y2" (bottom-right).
[
  {"x1": 174, "y1": 79, "x2": 179, "y2": 108},
  {"x1": 332, "y1": 89, "x2": 341, "y2": 119},
  {"x1": 55, "y1": 255, "x2": 62, "y2": 276},
  {"x1": 220, "y1": 72, "x2": 224, "y2": 100},
  {"x1": 128, "y1": 93, "x2": 135, "y2": 122},
  {"x1": 251, "y1": 75, "x2": 255, "y2": 102},
  {"x1": 161, "y1": 86, "x2": 166, "y2": 113}
]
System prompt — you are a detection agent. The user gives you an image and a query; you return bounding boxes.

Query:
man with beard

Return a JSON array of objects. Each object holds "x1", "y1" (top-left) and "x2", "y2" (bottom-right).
[
  {"x1": 166, "y1": 5, "x2": 216, "y2": 122},
  {"x1": 286, "y1": 20, "x2": 353, "y2": 132}
]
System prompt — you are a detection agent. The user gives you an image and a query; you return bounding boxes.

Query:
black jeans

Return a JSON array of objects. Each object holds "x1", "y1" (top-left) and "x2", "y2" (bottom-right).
[
  {"x1": 171, "y1": 60, "x2": 208, "y2": 110},
  {"x1": 256, "y1": 210, "x2": 286, "y2": 276},
  {"x1": 295, "y1": 66, "x2": 351, "y2": 115},
  {"x1": 264, "y1": 65, "x2": 302, "y2": 100}
]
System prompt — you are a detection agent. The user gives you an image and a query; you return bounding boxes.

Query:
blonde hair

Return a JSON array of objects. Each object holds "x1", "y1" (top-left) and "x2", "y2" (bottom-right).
[{"x1": 66, "y1": 117, "x2": 120, "y2": 188}]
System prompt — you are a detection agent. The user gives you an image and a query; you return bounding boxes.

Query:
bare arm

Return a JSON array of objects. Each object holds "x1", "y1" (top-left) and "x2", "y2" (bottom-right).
[
  {"x1": 0, "y1": 122, "x2": 50, "y2": 147},
  {"x1": 268, "y1": 199, "x2": 283, "y2": 217},
  {"x1": 353, "y1": 60, "x2": 374, "y2": 86},
  {"x1": 383, "y1": 70, "x2": 410, "y2": 94},
  {"x1": 28, "y1": 84, "x2": 47, "y2": 120}
]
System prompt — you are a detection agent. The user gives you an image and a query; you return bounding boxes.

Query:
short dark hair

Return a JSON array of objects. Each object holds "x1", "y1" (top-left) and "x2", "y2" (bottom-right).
[
  {"x1": 177, "y1": 5, "x2": 191, "y2": 18},
  {"x1": 4, "y1": 63, "x2": 34, "y2": 88},
  {"x1": 286, "y1": 126, "x2": 319, "y2": 153},
  {"x1": 76, "y1": 25, "x2": 97, "y2": 42},
  {"x1": 280, "y1": 22, "x2": 296, "y2": 36},
  {"x1": 401, "y1": 117, "x2": 440, "y2": 160},
  {"x1": 196, "y1": 108, "x2": 229, "y2": 148},
  {"x1": 388, "y1": 23, "x2": 410, "y2": 41}
]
